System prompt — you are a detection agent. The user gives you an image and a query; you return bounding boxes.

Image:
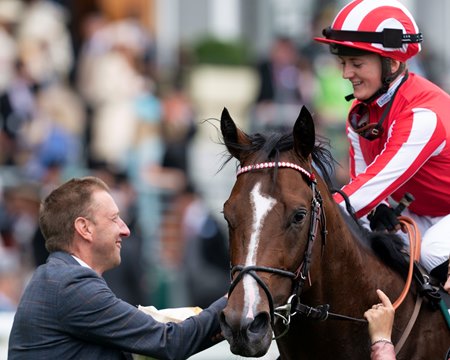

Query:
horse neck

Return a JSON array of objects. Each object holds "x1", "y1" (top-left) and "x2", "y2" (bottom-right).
[
  {"x1": 324, "y1": 207, "x2": 370, "y2": 274},
  {"x1": 310, "y1": 194, "x2": 398, "y2": 305}
]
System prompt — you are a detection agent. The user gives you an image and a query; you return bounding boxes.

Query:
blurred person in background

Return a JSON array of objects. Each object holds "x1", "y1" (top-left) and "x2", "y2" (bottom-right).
[
  {"x1": 16, "y1": 0, "x2": 73, "y2": 85},
  {"x1": 1, "y1": 183, "x2": 41, "y2": 270},
  {"x1": 300, "y1": 5, "x2": 354, "y2": 187},
  {"x1": 310, "y1": 52, "x2": 353, "y2": 186},
  {"x1": 160, "y1": 182, "x2": 229, "y2": 309},
  {"x1": 160, "y1": 84, "x2": 197, "y2": 176},
  {"x1": 21, "y1": 81, "x2": 86, "y2": 182},
  {"x1": 251, "y1": 36, "x2": 315, "y2": 133},
  {"x1": 0, "y1": 248, "x2": 23, "y2": 312},
  {"x1": 76, "y1": 12, "x2": 166, "y2": 274},
  {"x1": 0, "y1": 0, "x2": 83, "y2": 178},
  {"x1": 180, "y1": 185, "x2": 229, "y2": 309},
  {"x1": 76, "y1": 10, "x2": 156, "y2": 169}
]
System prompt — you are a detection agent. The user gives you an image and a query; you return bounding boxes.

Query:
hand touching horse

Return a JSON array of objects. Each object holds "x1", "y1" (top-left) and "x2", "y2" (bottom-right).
[{"x1": 219, "y1": 106, "x2": 449, "y2": 359}]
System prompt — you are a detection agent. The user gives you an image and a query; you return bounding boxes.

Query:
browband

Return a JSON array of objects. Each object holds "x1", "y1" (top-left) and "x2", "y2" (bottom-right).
[{"x1": 237, "y1": 161, "x2": 316, "y2": 182}]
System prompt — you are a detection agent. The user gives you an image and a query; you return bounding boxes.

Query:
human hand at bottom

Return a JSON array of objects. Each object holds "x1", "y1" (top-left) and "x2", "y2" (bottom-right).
[
  {"x1": 364, "y1": 289, "x2": 395, "y2": 345},
  {"x1": 444, "y1": 275, "x2": 450, "y2": 295}
]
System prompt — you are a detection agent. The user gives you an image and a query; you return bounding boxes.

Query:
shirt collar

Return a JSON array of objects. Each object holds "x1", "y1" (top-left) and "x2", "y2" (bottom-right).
[
  {"x1": 71, "y1": 255, "x2": 92, "y2": 269},
  {"x1": 376, "y1": 74, "x2": 405, "y2": 108}
]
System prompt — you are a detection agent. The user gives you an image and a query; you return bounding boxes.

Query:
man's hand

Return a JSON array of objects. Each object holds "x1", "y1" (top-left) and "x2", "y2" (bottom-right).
[{"x1": 368, "y1": 204, "x2": 400, "y2": 232}]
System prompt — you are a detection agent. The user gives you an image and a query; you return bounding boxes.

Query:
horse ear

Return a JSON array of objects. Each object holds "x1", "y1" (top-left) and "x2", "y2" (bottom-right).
[
  {"x1": 221, "y1": 107, "x2": 250, "y2": 160},
  {"x1": 293, "y1": 105, "x2": 315, "y2": 158}
]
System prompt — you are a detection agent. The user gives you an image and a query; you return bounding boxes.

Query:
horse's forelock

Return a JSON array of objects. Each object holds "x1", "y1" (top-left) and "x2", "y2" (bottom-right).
[{"x1": 221, "y1": 129, "x2": 335, "y2": 189}]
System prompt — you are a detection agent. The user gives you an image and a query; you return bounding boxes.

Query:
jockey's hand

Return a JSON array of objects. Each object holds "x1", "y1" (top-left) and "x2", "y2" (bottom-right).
[{"x1": 368, "y1": 204, "x2": 400, "y2": 232}]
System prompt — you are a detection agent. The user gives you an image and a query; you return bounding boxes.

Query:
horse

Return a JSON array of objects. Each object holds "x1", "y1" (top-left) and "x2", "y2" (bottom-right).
[{"x1": 218, "y1": 106, "x2": 450, "y2": 360}]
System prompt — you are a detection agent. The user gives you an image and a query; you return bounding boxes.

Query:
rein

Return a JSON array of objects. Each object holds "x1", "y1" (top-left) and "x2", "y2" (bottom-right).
[{"x1": 394, "y1": 216, "x2": 421, "y2": 308}]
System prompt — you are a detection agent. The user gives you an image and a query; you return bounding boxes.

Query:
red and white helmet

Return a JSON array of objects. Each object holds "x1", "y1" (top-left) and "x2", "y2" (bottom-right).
[{"x1": 315, "y1": 0, "x2": 422, "y2": 62}]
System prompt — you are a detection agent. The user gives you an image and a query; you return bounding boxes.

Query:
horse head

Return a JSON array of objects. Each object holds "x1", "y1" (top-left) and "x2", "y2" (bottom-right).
[{"x1": 219, "y1": 106, "x2": 329, "y2": 357}]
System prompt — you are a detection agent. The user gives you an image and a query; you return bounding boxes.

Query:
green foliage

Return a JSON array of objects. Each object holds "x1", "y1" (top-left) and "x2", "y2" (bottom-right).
[{"x1": 192, "y1": 36, "x2": 251, "y2": 66}]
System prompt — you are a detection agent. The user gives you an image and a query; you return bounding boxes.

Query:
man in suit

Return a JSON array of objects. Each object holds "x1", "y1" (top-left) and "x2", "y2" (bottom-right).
[{"x1": 8, "y1": 176, "x2": 227, "y2": 359}]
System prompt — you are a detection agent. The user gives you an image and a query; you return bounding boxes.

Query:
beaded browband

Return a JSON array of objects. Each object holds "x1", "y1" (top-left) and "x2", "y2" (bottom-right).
[{"x1": 236, "y1": 161, "x2": 315, "y2": 181}]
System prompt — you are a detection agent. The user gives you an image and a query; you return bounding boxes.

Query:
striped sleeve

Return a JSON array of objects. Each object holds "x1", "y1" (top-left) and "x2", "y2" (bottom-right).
[{"x1": 334, "y1": 108, "x2": 445, "y2": 217}]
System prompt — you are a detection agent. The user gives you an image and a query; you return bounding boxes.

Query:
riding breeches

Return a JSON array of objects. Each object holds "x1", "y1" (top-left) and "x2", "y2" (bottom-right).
[
  {"x1": 359, "y1": 208, "x2": 450, "y2": 273},
  {"x1": 397, "y1": 209, "x2": 450, "y2": 273}
]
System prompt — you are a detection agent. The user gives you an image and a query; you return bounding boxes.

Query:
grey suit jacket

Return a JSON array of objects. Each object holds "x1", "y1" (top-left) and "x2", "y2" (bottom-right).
[{"x1": 8, "y1": 251, "x2": 227, "y2": 360}]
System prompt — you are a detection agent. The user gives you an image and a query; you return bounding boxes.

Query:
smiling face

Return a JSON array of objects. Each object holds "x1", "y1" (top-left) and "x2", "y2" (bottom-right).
[
  {"x1": 88, "y1": 189, "x2": 130, "y2": 274},
  {"x1": 339, "y1": 53, "x2": 383, "y2": 101}
]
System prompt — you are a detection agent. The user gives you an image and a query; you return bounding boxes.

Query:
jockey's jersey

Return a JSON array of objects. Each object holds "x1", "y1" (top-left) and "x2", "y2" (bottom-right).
[{"x1": 333, "y1": 72, "x2": 450, "y2": 218}]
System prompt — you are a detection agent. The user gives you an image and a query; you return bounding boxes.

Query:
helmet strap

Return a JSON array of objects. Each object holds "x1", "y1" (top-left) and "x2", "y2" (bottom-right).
[
  {"x1": 364, "y1": 71, "x2": 409, "y2": 139},
  {"x1": 360, "y1": 57, "x2": 406, "y2": 104},
  {"x1": 382, "y1": 58, "x2": 405, "y2": 86}
]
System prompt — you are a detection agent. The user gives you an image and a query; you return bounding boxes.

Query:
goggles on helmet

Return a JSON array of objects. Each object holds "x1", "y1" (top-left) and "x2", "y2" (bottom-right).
[
  {"x1": 313, "y1": 0, "x2": 423, "y2": 63},
  {"x1": 322, "y1": 27, "x2": 423, "y2": 49}
]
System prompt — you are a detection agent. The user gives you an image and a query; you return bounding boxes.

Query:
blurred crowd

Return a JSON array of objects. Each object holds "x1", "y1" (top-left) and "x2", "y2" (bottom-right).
[
  {"x1": 0, "y1": 0, "x2": 228, "y2": 311},
  {"x1": 0, "y1": 0, "x2": 438, "y2": 312}
]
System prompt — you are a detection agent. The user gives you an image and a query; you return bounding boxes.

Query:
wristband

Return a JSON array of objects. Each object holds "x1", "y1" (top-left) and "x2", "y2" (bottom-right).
[{"x1": 371, "y1": 338, "x2": 393, "y2": 346}]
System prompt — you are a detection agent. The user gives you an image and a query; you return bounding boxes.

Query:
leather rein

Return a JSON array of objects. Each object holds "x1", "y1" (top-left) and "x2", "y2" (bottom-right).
[{"x1": 228, "y1": 161, "x2": 420, "y2": 340}]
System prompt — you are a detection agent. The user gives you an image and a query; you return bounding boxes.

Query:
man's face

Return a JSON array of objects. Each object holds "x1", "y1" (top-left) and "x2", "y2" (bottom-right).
[{"x1": 89, "y1": 190, "x2": 130, "y2": 273}]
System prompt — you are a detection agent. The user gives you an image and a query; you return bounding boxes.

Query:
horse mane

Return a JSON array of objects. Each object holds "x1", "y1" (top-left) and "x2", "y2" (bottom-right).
[
  {"x1": 368, "y1": 231, "x2": 409, "y2": 278},
  {"x1": 221, "y1": 130, "x2": 337, "y2": 189}
]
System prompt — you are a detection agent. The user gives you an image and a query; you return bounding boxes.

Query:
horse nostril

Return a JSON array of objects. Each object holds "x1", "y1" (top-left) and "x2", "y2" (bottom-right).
[
  {"x1": 248, "y1": 312, "x2": 270, "y2": 334},
  {"x1": 219, "y1": 311, "x2": 227, "y2": 327},
  {"x1": 219, "y1": 311, "x2": 233, "y2": 338}
]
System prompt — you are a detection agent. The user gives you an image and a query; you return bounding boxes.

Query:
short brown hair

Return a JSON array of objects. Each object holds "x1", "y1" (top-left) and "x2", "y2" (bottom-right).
[{"x1": 40, "y1": 176, "x2": 110, "y2": 253}]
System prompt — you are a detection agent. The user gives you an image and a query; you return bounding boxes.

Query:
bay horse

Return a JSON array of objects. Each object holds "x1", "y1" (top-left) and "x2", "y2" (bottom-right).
[{"x1": 218, "y1": 106, "x2": 449, "y2": 359}]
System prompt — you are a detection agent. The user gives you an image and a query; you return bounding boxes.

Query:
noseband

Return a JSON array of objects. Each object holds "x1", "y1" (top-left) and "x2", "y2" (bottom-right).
[{"x1": 228, "y1": 161, "x2": 327, "y2": 336}]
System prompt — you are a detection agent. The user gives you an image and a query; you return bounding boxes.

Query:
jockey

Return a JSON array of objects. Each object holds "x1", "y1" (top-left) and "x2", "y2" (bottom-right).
[{"x1": 314, "y1": 0, "x2": 450, "y2": 292}]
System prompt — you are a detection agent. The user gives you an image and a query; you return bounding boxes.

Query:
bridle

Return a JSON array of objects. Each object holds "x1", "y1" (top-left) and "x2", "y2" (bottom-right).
[
  {"x1": 228, "y1": 161, "x2": 328, "y2": 338},
  {"x1": 228, "y1": 161, "x2": 427, "y2": 352}
]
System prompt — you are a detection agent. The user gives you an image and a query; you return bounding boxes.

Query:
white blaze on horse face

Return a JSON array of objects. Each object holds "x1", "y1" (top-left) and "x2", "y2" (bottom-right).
[{"x1": 243, "y1": 182, "x2": 276, "y2": 320}]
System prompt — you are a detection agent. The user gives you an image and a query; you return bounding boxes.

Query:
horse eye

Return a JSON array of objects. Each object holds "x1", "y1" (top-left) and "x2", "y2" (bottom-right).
[{"x1": 292, "y1": 209, "x2": 307, "y2": 225}]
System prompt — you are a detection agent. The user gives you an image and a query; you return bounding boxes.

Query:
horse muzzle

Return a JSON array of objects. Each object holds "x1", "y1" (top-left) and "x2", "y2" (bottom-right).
[{"x1": 220, "y1": 307, "x2": 273, "y2": 357}]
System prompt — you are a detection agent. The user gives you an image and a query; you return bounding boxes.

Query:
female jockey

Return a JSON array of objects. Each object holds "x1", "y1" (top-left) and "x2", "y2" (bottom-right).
[{"x1": 314, "y1": 0, "x2": 450, "y2": 293}]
